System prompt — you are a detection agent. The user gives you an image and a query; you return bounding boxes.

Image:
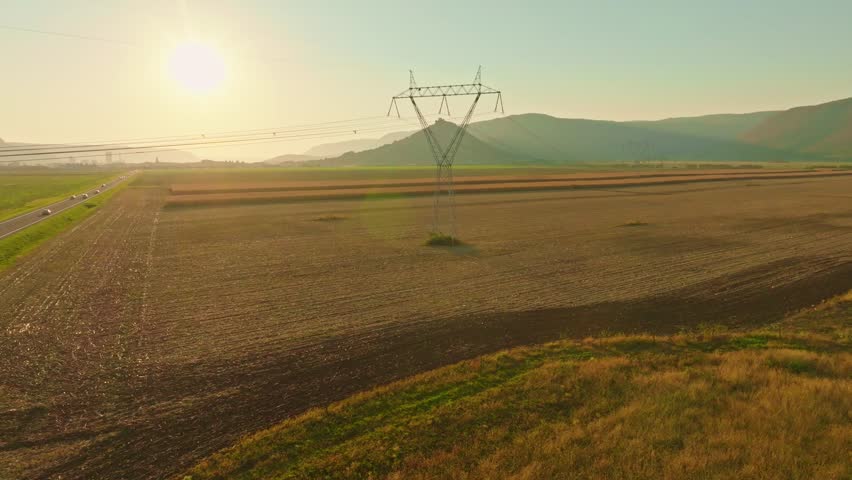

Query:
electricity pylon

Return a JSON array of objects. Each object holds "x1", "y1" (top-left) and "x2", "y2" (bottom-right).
[{"x1": 388, "y1": 67, "x2": 504, "y2": 240}]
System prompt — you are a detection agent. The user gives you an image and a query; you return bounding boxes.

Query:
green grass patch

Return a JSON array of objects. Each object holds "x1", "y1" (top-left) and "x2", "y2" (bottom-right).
[
  {"x1": 0, "y1": 184, "x2": 126, "y2": 272},
  {"x1": 425, "y1": 232, "x2": 464, "y2": 247},
  {"x1": 729, "y1": 334, "x2": 770, "y2": 349},
  {"x1": 768, "y1": 357, "x2": 818, "y2": 375},
  {"x1": 0, "y1": 171, "x2": 117, "y2": 221}
]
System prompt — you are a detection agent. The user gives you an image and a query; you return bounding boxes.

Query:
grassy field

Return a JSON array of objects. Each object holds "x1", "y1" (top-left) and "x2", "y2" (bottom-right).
[
  {"x1": 0, "y1": 170, "x2": 117, "y2": 221},
  {"x1": 0, "y1": 183, "x2": 126, "y2": 271},
  {"x1": 184, "y1": 292, "x2": 852, "y2": 480}
]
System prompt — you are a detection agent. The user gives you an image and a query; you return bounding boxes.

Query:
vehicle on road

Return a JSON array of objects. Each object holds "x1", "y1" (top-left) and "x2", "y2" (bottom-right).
[
  {"x1": 101, "y1": 183, "x2": 107, "y2": 187},
  {"x1": 95, "y1": 189, "x2": 101, "y2": 194},
  {"x1": 70, "y1": 194, "x2": 77, "y2": 200},
  {"x1": 82, "y1": 193, "x2": 89, "y2": 199},
  {"x1": 41, "y1": 209, "x2": 52, "y2": 216}
]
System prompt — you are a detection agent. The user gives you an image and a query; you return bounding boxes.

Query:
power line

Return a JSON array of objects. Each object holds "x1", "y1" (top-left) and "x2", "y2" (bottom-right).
[
  {"x1": 0, "y1": 121, "x2": 423, "y2": 164},
  {"x1": 0, "y1": 23, "x2": 292, "y2": 64},
  {"x1": 0, "y1": 109, "x2": 452, "y2": 160},
  {"x1": 0, "y1": 117, "x2": 407, "y2": 154},
  {"x1": 0, "y1": 115, "x2": 393, "y2": 152},
  {"x1": 0, "y1": 126, "x2": 392, "y2": 160},
  {"x1": 0, "y1": 24, "x2": 136, "y2": 46}
]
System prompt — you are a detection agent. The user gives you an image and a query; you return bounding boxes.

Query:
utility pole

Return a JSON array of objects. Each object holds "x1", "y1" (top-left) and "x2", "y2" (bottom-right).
[{"x1": 388, "y1": 67, "x2": 504, "y2": 240}]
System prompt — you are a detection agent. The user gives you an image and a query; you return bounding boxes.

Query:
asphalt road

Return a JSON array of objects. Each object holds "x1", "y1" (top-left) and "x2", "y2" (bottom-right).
[{"x1": 0, "y1": 172, "x2": 134, "y2": 240}]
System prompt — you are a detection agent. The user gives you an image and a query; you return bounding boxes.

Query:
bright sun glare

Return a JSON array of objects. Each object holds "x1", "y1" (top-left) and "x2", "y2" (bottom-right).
[{"x1": 167, "y1": 41, "x2": 226, "y2": 94}]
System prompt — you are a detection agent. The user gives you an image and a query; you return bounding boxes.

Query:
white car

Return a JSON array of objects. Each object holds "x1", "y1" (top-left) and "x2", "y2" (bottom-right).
[
  {"x1": 101, "y1": 183, "x2": 107, "y2": 187},
  {"x1": 82, "y1": 193, "x2": 89, "y2": 199},
  {"x1": 70, "y1": 194, "x2": 77, "y2": 200},
  {"x1": 95, "y1": 189, "x2": 101, "y2": 194},
  {"x1": 41, "y1": 209, "x2": 52, "y2": 216}
]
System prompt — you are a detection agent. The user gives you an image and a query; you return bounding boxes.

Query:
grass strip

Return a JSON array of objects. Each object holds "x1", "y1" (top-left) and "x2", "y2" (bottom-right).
[{"x1": 0, "y1": 184, "x2": 127, "y2": 272}]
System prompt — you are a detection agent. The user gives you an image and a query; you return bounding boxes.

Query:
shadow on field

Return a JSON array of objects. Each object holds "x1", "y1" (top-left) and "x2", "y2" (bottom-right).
[{"x1": 29, "y1": 257, "x2": 852, "y2": 480}]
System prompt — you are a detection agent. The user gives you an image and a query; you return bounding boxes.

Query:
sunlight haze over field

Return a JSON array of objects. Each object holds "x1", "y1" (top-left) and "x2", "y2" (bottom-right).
[
  {"x1": 167, "y1": 40, "x2": 227, "y2": 94},
  {"x1": 1, "y1": 0, "x2": 851, "y2": 160},
  {"x1": 2, "y1": 3, "x2": 852, "y2": 478}
]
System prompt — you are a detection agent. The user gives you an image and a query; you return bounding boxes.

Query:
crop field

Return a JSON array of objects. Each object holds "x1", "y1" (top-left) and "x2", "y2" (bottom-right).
[
  {"x1": 164, "y1": 169, "x2": 852, "y2": 206},
  {"x1": 1, "y1": 168, "x2": 852, "y2": 479},
  {"x1": 0, "y1": 170, "x2": 116, "y2": 221},
  {"x1": 129, "y1": 161, "x2": 810, "y2": 189},
  {"x1": 132, "y1": 165, "x2": 588, "y2": 188}
]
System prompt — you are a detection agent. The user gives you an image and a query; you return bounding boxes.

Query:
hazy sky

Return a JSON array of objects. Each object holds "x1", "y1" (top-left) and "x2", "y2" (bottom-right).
[{"x1": 2, "y1": 0, "x2": 850, "y2": 160}]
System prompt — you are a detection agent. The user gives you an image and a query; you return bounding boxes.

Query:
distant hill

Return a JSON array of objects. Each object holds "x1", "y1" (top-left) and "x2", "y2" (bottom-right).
[
  {"x1": 304, "y1": 109, "x2": 828, "y2": 167},
  {"x1": 741, "y1": 97, "x2": 852, "y2": 158},
  {"x1": 467, "y1": 114, "x2": 811, "y2": 163},
  {"x1": 304, "y1": 130, "x2": 414, "y2": 158},
  {"x1": 628, "y1": 111, "x2": 777, "y2": 140},
  {"x1": 264, "y1": 154, "x2": 319, "y2": 165},
  {"x1": 308, "y1": 119, "x2": 526, "y2": 166}
]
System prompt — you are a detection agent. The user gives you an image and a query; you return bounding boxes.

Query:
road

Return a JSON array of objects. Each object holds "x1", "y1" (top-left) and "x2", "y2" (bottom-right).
[{"x1": 0, "y1": 172, "x2": 134, "y2": 239}]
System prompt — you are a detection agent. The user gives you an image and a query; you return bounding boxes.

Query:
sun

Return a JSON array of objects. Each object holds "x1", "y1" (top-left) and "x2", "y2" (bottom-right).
[{"x1": 167, "y1": 41, "x2": 226, "y2": 94}]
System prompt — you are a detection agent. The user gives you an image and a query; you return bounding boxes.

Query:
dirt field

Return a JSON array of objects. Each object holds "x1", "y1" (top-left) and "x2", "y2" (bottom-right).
[
  {"x1": 167, "y1": 169, "x2": 792, "y2": 194},
  {"x1": 166, "y1": 169, "x2": 852, "y2": 205},
  {"x1": 1, "y1": 172, "x2": 851, "y2": 479}
]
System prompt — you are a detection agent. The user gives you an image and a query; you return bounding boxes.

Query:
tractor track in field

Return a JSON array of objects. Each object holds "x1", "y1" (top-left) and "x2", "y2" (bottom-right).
[{"x1": 1, "y1": 175, "x2": 851, "y2": 479}]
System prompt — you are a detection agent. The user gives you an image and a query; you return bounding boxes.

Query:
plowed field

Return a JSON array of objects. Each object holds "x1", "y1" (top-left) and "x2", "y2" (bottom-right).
[
  {"x1": 2, "y1": 171, "x2": 851, "y2": 479},
  {"x1": 165, "y1": 169, "x2": 852, "y2": 206}
]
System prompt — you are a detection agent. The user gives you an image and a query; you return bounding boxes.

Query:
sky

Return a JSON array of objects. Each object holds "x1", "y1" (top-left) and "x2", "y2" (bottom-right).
[{"x1": 1, "y1": 0, "x2": 851, "y2": 161}]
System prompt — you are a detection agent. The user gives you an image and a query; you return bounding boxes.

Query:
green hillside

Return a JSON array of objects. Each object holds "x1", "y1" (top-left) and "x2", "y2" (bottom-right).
[
  {"x1": 296, "y1": 98, "x2": 852, "y2": 166},
  {"x1": 629, "y1": 111, "x2": 777, "y2": 140},
  {"x1": 741, "y1": 97, "x2": 852, "y2": 158},
  {"x1": 304, "y1": 131, "x2": 416, "y2": 158},
  {"x1": 467, "y1": 114, "x2": 812, "y2": 163}
]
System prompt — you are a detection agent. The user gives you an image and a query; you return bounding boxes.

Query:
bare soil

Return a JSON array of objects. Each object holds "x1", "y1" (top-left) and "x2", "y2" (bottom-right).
[
  {"x1": 168, "y1": 169, "x2": 791, "y2": 194},
  {"x1": 1, "y1": 174, "x2": 851, "y2": 479},
  {"x1": 166, "y1": 169, "x2": 852, "y2": 206}
]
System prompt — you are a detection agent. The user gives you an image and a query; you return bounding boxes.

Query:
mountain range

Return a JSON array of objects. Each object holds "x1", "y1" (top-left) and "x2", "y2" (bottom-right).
[
  {"x1": 303, "y1": 130, "x2": 415, "y2": 158},
  {"x1": 4, "y1": 97, "x2": 850, "y2": 167},
  {"x1": 299, "y1": 97, "x2": 852, "y2": 166}
]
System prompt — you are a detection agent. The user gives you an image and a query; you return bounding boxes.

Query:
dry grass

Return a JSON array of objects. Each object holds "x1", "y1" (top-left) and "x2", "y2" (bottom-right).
[{"x1": 184, "y1": 292, "x2": 852, "y2": 480}]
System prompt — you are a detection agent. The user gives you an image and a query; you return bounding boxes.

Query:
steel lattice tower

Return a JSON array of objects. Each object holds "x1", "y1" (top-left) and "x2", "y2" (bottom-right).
[{"x1": 388, "y1": 67, "x2": 504, "y2": 239}]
